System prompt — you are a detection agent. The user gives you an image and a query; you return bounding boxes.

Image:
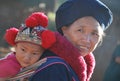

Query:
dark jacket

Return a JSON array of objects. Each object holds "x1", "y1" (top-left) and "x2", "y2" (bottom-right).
[{"x1": 29, "y1": 50, "x2": 79, "y2": 81}]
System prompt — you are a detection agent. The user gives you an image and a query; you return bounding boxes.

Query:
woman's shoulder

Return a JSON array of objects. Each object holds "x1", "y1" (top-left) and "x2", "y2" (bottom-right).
[
  {"x1": 40, "y1": 50, "x2": 58, "y2": 59},
  {"x1": 37, "y1": 56, "x2": 70, "y2": 72}
]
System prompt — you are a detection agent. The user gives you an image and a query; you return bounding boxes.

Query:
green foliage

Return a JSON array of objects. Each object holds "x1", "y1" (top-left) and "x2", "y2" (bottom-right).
[{"x1": 47, "y1": 12, "x2": 56, "y2": 31}]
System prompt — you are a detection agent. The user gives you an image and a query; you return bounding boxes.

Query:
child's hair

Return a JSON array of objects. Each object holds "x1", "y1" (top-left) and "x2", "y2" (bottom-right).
[{"x1": 4, "y1": 12, "x2": 56, "y2": 49}]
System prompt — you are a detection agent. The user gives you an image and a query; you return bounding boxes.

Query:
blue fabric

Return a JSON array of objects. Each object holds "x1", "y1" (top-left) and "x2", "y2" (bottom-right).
[
  {"x1": 29, "y1": 51, "x2": 79, "y2": 81},
  {"x1": 103, "y1": 45, "x2": 120, "y2": 81},
  {"x1": 56, "y1": 0, "x2": 113, "y2": 34}
]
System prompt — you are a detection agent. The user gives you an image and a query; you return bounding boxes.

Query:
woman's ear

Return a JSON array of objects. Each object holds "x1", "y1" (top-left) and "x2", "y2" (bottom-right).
[{"x1": 61, "y1": 26, "x2": 68, "y2": 36}]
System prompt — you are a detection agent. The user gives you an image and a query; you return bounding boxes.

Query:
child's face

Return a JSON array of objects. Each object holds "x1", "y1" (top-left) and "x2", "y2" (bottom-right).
[{"x1": 15, "y1": 42, "x2": 45, "y2": 68}]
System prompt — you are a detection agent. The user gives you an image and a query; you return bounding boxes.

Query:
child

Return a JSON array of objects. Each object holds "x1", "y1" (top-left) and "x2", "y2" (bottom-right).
[{"x1": 0, "y1": 12, "x2": 56, "y2": 80}]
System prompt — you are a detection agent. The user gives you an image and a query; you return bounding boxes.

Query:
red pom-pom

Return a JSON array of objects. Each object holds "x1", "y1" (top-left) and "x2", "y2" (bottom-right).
[
  {"x1": 4, "y1": 28, "x2": 19, "y2": 46},
  {"x1": 25, "y1": 12, "x2": 48, "y2": 28},
  {"x1": 25, "y1": 17, "x2": 39, "y2": 27},
  {"x1": 41, "y1": 30, "x2": 56, "y2": 49}
]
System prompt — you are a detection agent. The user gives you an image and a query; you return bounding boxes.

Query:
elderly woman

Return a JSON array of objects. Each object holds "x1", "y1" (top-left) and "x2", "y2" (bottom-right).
[{"x1": 54, "y1": 0, "x2": 113, "y2": 81}]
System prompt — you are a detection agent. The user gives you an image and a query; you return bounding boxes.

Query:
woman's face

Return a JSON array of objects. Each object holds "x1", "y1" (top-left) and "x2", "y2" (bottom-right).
[
  {"x1": 62, "y1": 16, "x2": 103, "y2": 57},
  {"x1": 15, "y1": 42, "x2": 45, "y2": 68}
]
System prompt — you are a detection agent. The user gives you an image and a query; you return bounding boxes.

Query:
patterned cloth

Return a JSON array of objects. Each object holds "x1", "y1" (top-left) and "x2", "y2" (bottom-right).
[
  {"x1": 7, "y1": 56, "x2": 79, "y2": 81},
  {"x1": 7, "y1": 58, "x2": 47, "y2": 81}
]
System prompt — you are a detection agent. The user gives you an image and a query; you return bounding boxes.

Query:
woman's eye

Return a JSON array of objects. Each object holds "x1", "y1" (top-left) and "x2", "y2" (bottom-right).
[
  {"x1": 78, "y1": 29, "x2": 83, "y2": 32},
  {"x1": 92, "y1": 32, "x2": 99, "y2": 37}
]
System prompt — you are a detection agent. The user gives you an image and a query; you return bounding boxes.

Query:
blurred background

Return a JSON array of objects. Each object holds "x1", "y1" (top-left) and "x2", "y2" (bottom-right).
[{"x1": 0, "y1": 0, "x2": 120, "y2": 81}]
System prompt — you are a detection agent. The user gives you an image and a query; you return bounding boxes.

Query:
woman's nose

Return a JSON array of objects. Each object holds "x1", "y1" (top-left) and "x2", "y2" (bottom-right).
[{"x1": 82, "y1": 34, "x2": 91, "y2": 42}]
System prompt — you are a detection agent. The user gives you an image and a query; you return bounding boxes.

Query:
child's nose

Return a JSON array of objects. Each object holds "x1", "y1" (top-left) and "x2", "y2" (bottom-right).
[{"x1": 24, "y1": 53, "x2": 31, "y2": 60}]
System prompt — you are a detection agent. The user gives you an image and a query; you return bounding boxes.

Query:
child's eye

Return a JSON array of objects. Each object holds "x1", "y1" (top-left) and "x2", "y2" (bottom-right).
[
  {"x1": 33, "y1": 53, "x2": 39, "y2": 55},
  {"x1": 21, "y1": 48, "x2": 25, "y2": 52}
]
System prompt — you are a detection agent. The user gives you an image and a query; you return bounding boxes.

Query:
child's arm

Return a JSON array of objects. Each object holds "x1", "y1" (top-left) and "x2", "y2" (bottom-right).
[
  {"x1": 0, "y1": 52, "x2": 21, "y2": 78},
  {"x1": 0, "y1": 78, "x2": 6, "y2": 81}
]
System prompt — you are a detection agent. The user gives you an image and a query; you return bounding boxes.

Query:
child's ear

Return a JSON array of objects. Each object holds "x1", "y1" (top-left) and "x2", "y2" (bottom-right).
[{"x1": 14, "y1": 44, "x2": 17, "y2": 52}]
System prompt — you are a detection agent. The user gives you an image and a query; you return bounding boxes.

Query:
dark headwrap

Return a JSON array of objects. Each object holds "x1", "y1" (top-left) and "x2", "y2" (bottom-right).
[{"x1": 56, "y1": 0, "x2": 113, "y2": 34}]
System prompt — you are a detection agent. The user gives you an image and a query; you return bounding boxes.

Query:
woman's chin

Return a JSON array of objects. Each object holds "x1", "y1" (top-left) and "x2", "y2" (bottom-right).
[{"x1": 79, "y1": 51, "x2": 89, "y2": 57}]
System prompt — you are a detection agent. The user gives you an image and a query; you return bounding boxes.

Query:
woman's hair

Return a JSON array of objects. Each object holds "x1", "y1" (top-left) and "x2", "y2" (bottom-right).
[{"x1": 98, "y1": 26, "x2": 106, "y2": 46}]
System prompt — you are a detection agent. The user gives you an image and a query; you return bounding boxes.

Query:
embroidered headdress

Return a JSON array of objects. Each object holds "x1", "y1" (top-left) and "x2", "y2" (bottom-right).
[{"x1": 4, "y1": 12, "x2": 56, "y2": 49}]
